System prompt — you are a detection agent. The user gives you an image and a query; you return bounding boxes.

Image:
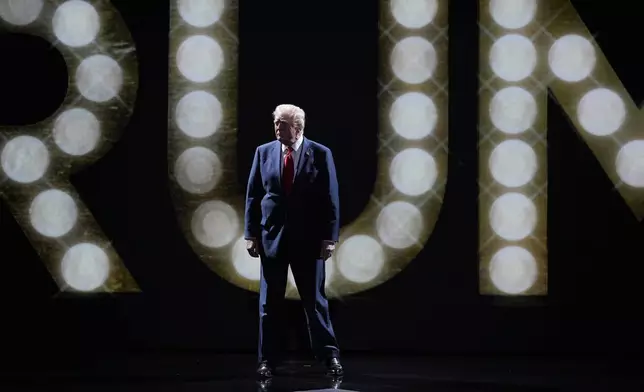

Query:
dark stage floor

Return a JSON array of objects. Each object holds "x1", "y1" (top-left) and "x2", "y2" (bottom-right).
[{"x1": 1, "y1": 353, "x2": 642, "y2": 391}]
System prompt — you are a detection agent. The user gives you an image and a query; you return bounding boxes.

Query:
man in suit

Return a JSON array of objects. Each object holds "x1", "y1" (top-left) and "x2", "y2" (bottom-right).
[{"x1": 244, "y1": 104, "x2": 343, "y2": 379}]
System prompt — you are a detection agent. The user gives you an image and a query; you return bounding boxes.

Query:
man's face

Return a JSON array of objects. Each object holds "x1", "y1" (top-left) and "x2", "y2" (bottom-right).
[{"x1": 274, "y1": 116, "x2": 300, "y2": 146}]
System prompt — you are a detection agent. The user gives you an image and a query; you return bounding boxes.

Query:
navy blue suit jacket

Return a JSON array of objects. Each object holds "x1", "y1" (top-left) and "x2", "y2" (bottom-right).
[{"x1": 244, "y1": 137, "x2": 340, "y2": 259}]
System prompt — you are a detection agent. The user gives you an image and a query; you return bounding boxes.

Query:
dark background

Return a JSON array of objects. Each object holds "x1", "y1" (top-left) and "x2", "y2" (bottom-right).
[{"x1": 0, "y1": 0, "x2": 642, "y2": 368}]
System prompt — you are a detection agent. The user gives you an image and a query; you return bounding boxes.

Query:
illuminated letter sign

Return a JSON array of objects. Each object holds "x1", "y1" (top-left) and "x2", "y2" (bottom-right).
[
  {"x1": 478, "y1": 0, "x2": 644, "y2": 296},
  {"x1": 167, "y1": 0, "x2": 449, "y2": 299},
  {"x1": 4, "y1": 1, "x2": 635, "y2": 298},
  {"x1": 0, "y1": 0, "x2": 139, "y2": 292}
]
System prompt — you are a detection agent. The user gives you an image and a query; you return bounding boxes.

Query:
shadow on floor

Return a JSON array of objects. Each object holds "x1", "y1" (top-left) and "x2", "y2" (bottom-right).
[{"x1": 0, "y1": 353, "x2": 642, "y2": 391}]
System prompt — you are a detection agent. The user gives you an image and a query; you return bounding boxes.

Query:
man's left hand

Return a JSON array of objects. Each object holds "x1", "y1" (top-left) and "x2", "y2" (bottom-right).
[{"x1": 320, "y1": 240, "x2": 336, "y2": 260}]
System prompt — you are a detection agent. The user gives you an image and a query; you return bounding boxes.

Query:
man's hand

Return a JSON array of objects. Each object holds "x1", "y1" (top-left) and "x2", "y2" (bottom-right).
[
  {"x1": 320, "y1": 240, "x2": 336, "y2": 260},
  {"x1": 246, "y1": 238, "x2": 260, "y2": 258}
]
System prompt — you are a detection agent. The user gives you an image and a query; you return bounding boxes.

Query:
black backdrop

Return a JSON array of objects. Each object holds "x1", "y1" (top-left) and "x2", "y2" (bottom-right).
[{"x1": 0, "y1": 0, "x2": 643, "y2": 363}]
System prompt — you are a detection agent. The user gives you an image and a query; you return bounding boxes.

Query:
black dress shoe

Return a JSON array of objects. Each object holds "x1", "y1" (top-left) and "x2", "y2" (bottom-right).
[
  {"x1": 257, "y1": 361, "x2": 273, "y2": 378},
  {"x1": 325, "y1": 357, "x2": 343, "y2": 376}
]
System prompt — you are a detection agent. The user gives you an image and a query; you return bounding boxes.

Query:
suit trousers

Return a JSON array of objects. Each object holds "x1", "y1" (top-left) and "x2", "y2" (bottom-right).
[{"x1": 257, "y1": 236, "x2": 340, "y2": 364}]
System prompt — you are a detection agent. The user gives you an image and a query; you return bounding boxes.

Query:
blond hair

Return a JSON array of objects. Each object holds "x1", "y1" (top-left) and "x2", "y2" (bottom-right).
[{"x1": 273, "y1": 104, "x2": 305, "y2": 132}]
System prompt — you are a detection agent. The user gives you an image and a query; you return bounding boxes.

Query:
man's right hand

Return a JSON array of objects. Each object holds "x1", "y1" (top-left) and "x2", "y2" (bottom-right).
[{"x1": 246, "y1": 238, "x2": 260, "y2": 258}]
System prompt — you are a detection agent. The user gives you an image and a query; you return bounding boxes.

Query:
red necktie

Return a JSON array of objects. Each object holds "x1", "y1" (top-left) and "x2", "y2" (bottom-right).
[{"x1": 283, "y1": 147, "x2": 294, "y2": 195}]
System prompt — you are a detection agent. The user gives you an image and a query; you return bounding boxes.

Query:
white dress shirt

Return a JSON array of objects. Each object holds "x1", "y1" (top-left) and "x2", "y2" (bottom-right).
[{"x1": 280, "y1": 136, "x2": 304, "y2": 182}]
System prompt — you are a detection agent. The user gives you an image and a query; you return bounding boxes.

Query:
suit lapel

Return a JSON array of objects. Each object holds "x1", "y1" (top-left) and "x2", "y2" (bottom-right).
[
  {"x1": 295, "y1": 137, "x2": 311, "y2": 180},
  {"x1": 273, "y1": 141, "x2": 282, "y2": 190}
]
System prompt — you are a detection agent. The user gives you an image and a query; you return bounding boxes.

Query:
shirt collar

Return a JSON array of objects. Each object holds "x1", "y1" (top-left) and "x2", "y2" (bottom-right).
[{"x1": 282, "y1": 136, "x2": 304, "y2": 152}]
